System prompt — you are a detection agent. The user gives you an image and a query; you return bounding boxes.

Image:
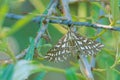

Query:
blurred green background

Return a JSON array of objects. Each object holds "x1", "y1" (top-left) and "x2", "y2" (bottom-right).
[{"x1": 0, "y1": 0, "x2": 120, "y2": 80}]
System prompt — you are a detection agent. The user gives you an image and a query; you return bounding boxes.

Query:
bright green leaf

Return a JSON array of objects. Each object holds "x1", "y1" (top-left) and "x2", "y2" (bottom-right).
[
  {"x1": 0, "y1": 0, "x2": 9, "y2": 28},
  {"x1": 1, "y1": 64, "x2": 14, "y2": 80},
  {"x1": 0, "y1": 37, "x2": 17, "y2": 63},
  {"x1": 1, "y1": 12, "x2": 36, "y2": 38},
  {"x1": 33, "y1": 71, "x2": 46, "y2": 80},
  {"x1": 110, "y1": 0, "x2": 120, "y2": 22},
  {"x1": 25, "y1": 37, "x2": 35, "y2": 60},
  {"x1": 66, "y1": 68, "x2": 78, "y2": 80},
  {"x1": 90, "y1": 2, "x2": 101, "y2": 22}
]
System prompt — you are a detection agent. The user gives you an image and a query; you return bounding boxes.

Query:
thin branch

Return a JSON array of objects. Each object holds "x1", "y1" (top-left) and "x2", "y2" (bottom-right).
[
  {"x1": 78, "y1": 55, "x2": 94, "y2": 80},
  {"x1": 61, "y1": 0, "x2": 94, "y2": 80},
  {"x1": 34, "y1": 0, "x2": 58, "y2": 47},
  {"x1": 6, "y1": 13, "x2": 120, "y2": 31},
  {"x1": 0, "y1": 0, "x2": 58, "y2": 64}
]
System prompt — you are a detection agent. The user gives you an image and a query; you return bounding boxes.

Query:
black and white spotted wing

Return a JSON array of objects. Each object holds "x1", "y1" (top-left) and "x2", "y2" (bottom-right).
[
  {"x1": 44, "y1": 33, "x2": 71, "y2": 62},
  {"x1": 70, "y1": 31, "x2": 104, "y2": 56},
  {"x1": 44, "y1": 31, "x2": 104, "y2": 62}
]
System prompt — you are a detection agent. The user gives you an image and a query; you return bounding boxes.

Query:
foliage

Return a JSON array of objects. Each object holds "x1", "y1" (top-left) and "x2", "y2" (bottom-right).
[{"x1": 0, "y1": 0, "x2": 120, "y2": 80}]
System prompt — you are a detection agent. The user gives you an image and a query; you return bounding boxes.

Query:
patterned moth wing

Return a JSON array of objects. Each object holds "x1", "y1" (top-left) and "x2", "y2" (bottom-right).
[
  {"x1": 44, "y1": 33, "x2": 72, "y2": 62},
  {"x1": 45, "y1": 30, "x2": 104, "y2": 62},
  {"x1": 70, "y1": 31, "x2": 104, "y2": 56}
]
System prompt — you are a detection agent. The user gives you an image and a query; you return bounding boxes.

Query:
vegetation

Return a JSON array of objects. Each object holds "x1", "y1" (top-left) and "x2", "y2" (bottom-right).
[{"x1": 0, "y1": 0, "x2": 120, "y2": 80}]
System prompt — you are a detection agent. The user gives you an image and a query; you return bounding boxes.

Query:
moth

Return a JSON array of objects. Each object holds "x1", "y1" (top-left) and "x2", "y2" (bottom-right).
[{"x1": 44, "y1": 30, "x2": 104, "y2": 62}]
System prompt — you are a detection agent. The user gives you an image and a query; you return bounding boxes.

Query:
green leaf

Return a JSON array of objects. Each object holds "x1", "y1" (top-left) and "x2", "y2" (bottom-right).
[
  {"x1": 12, "y1": 60, "x2": 43, "y2": 80},
  {"x1": 96, "y1": 51, "x2": 114, "y2": 69},
  {"x1": 0, "y1": 11, "x2": 36, "y2": 38},
  {"x1": 0, "y1": 38, "x2": 8, "y2": 52},
  {"x1": 33, "y1": 71, "x2": 46, "y2": 80},
  {"x1": 29, "y1": 0, "x2": 45, "y2": 13},
  {"x1": 90, "y1": 2, "x2": 101, "y2": 22},
  {"x1": 0, "y1": 0, "x2": 9, "y2": 28},
  {"x1": 25, "y1": 37, "x2": 35, "y2": 60},
  {"x1": 66, "y1": 68, "x2": 78, "y2": 80},
  {"x1": 0, "y1": 37, "x2": 16, "y2": 63},
  {"x1": 110, "y1": 0, "x2": 120, "y2": 22},
  {"x1": 0, "y1": 64, "x2": 14, "y2": 80}
]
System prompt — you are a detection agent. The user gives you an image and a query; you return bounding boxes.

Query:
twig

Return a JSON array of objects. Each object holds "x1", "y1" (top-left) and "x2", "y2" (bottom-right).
[
  {"x1": 6, "y1": 13, "x2": 120, "y2": 31},
  {"x1": 78, "y1": 55, "x2": 94, "y2": 80},
  {"x1": 34, "y1": 0, "x2": 58, "y2": 47},
  {"x1": 0, "y1": 0, "x2": 58, "y2": 64},
  {"x1": 61, "y1": 0, "x2": 94, "y2": 80}
]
